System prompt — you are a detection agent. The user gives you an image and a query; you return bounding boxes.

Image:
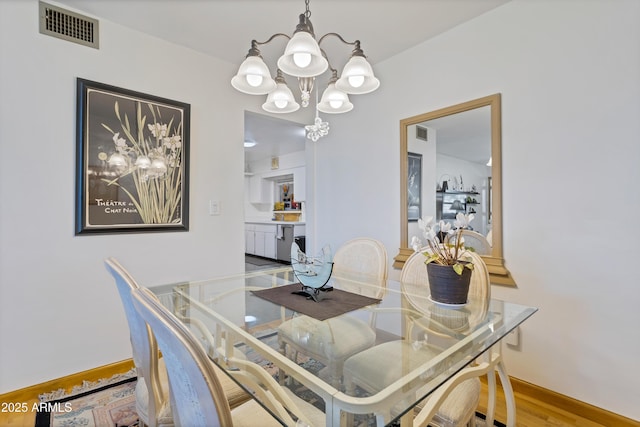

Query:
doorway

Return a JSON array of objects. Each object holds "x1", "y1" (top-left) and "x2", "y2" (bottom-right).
[{"x1": 243, "y1": 112, "x2": 307, "y2": 269}]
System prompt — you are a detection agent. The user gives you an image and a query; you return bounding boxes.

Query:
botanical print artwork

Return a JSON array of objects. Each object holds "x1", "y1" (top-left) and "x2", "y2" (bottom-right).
[
  {"x1": 76, "y1": 79, "x2": 190, "y2": 234},
  {"x1": 99, "y1": 99, "x2": 184, "y2": 224}
]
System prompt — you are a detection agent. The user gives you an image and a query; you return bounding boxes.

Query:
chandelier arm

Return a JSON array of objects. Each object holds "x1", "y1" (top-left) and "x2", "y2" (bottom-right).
[
  {"x1": 251, "y1": 33, "x2": 291, "y2": 49},
  {"x1": 318, "y1": 47, "x2": 338, "y2": 75},
  {"x1": 318, "y1": 32, "x2": 356, "y2": 46},
  {"x1": 318, "y1": 33, "x2": 365, "y2": 57}
]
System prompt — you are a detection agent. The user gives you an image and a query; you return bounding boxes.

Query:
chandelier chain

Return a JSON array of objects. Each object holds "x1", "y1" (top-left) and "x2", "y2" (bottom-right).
[{"x1": 305, "y1": 0, "x2": 311, "y2": 18}]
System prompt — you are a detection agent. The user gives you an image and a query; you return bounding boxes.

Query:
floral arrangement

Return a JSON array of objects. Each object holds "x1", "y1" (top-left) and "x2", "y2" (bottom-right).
[
  {"x1": 410, "y1": 213, "x2": 476, "y2": 275},
  {"x1": 101, "y1": 101, "x2": 184, "y2": 224}
]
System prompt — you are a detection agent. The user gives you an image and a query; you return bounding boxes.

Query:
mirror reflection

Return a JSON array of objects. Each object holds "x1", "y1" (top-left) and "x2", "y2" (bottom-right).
[
  {"x1": 396, "y1": 94, "x2": 515, "y2": 285},
  {"x1": 407, "y1": 106, "x2": 492, "y2": 243}
]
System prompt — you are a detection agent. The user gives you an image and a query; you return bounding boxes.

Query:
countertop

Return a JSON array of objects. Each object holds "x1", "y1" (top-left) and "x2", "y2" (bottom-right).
[{"x1": 245, "y1": 220, "x2": 305, "y2": 225}]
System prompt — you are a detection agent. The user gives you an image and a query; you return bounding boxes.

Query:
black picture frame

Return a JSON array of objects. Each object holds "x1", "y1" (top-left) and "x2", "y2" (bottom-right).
[
  {"x1": 407, "y1": 152, "x2": 422, "y2": 222},
  {"x1": 75, "y1": 78, "x2": 190, "y2": 235}
]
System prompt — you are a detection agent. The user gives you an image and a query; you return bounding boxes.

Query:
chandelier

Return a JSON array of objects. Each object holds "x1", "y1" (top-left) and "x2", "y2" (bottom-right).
[{"x1": 231, "y1": 0, "x2": 380, "y2": 139}]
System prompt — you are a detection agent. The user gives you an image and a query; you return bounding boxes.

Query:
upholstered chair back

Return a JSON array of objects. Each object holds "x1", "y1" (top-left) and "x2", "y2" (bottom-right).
[
  {"x1": 131, "y1": 286, "x2": 233, "y2": 427},
  {"x1": 105, "y1": 258, "x2": 169, "y2": 427},
  {"x1": 332, "y1": 237, "x2": 388, "y2": 298},
  {"x1": 457, "y1": 230, "x2": 492, "y2": 256}
]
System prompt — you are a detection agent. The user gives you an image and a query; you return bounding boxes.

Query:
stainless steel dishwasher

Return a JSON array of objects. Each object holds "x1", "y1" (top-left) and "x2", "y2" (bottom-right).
[{"x1": 276, "y1": 224, "x2": 294, "y2": 262}]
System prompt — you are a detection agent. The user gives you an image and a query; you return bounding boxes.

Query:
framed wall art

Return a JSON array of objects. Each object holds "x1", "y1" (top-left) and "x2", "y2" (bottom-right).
[
  {"x1": 407, "y1": 152, "x2": 422, "y2": 221},
  {"x1": 75, "y1": 78, "x2": 190, "y2": 234}
]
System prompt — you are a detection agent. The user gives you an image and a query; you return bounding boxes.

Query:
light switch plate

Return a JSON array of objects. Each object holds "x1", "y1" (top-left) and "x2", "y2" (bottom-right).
[{"x1": 209, "y1": 200, "x2": 220, "y2": 215}]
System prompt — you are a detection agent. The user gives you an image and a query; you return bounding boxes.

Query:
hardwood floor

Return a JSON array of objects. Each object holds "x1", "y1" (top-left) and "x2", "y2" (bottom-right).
[
  {"x1": 478, "y1": 380, "x2": 614, "y2": 427},
  {"x1": 0, "y1": 396, "x2": 39, "y2": 426}
]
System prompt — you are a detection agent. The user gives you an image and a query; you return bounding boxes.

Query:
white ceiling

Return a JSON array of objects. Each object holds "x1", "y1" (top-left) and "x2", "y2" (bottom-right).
[
  {"x1": 244, "y1": 112, "x2": 307, "y2": 163},
  {"x1": 54, "y1": 0, "x2": 509, "y2": 67},
  {"x1": 419, "y1": 106, "x2": 491, "y2": 165},
  {"x1": 54, "y1": 0, "x2": 509, "y2": 162}
]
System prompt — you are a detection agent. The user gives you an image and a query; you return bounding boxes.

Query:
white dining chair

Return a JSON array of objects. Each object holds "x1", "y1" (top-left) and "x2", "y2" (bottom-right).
[
  {"x1": 406, "y1": 250, "x2": 490, "y2": 427},
  {"x1": 105, "y1": 258, "x2": 250, "y2": 427},
  {"x1": 454, "y1": 230, "x2": 492, "y2": 256},
  {"x1": 278, "y1": 237, "x2": 388, "y2": 388},
  {"x1": 332, "y1": 237, "x2": 388, "y2": 296},
  {"x1": 131, "y1": 285, "x2": 323, "y2": 427},
  {"x1": 105, "y1": 258, "x2": 174, "y2": 427},
  {"x1": 342, "y1": 250, "x2": 491, "y2": 426}
]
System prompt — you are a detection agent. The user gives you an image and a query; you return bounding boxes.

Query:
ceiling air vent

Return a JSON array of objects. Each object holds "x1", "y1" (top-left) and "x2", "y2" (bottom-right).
[
  {"x1": 39, "y1": 1, "x2": 99, "y2": 49},
  {"x1": 416, "y1": 126, "x2": 428, "y2": 141}
]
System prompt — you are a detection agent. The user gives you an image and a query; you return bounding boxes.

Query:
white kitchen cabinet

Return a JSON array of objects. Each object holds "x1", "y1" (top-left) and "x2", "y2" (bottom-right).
[
  {"x1": 254, "y1": 229, "x2": 266, "y2": 256},
  {"x1": 245, "y1": 224, "x2": 255, "y2": 254},
  {"x1": 245, "y1": 223, "x2": 277, "y2": 259},
  {"x1": 263, "y1": 227, "x2": 277, "y2": 259},
  {"x1": 249, "y1": 175, "x2": 275, "y2": 204}
]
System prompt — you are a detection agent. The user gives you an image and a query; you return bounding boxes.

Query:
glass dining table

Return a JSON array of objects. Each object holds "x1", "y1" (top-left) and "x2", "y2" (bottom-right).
[{"x1": 151, "y1": 266, "x2": 537, "y2": 427}]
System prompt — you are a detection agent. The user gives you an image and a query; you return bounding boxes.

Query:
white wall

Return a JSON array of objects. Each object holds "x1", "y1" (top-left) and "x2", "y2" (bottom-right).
[
  {"x1": 314, "y1": 0, "x2": 640, "y2": 421},
  {"x1": 2, "y1": 0, "x2": 640, "y2": 421},
  {"x1": 0, "y1": 1, "x2": 248, "y2": 392}
]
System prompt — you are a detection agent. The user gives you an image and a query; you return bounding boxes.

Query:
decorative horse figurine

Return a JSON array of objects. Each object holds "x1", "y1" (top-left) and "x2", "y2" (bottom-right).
[{"x1": 290, "y1": 242, "x2": 334, "y2": 302}]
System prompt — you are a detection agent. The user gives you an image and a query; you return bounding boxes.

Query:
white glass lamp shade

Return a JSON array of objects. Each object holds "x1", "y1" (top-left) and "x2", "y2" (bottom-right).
[
  {"x1": 277, "y1": 32, "x2": 328, "y2": 77},
  {"x1": 317, "y1": 83, "x2": 353, "y2": 114},
  {"x1": 262, "y1": 83, "x2": 300, "y2": 113},
  {"x1": 335, "y1": 56, "x2": 380, "y2": 94},
  {"x1": 231, "y1": 56, "x2": 276, "y2": 95}
]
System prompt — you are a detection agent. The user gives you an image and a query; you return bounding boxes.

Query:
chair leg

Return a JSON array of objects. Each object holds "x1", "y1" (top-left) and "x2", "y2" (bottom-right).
[
  {"x1": 278, "y1": 341, "x2": 288, "y2": 385},
  {"x1": 496, "y1": 359, "x2": 516, "y2": 427},
  {"x1": 485, "y1": 367, "x2": 497, "y2": 427},
  {"x1": 342, "y1": 376, "x2": 357, "y2": 426},
  {"x1": 375, "y1": 412, "x2": 389, "y2": 427},
  {"x1": 278, "y1": 341, "x2": 300, "y2": 386},
  {"x1": 330, "y1": 362, "x2": 343, "y2": 389}
]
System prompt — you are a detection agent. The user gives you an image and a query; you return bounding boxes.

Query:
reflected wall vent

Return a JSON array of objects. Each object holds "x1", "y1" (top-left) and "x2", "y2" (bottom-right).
[
  {"x1": 39, "y1": 1, "x2": 99, "y2": 49},
  {"x1": 416, "y1": 126, "x2": 428, "y2": 141}
]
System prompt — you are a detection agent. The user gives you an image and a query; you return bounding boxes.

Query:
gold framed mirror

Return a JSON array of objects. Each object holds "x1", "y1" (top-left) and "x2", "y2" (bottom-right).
[{"x1": 394, "y1": 93, "x2": 515, "y2": 286}]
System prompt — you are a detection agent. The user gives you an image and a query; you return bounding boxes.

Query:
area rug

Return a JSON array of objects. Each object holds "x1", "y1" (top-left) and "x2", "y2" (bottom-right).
[
  {"x1": 35, "y1": 372, "x2": 138, "y2": 427},
  {"x1": 33, "y1": 366, "x2": 504, "y2": 427}
]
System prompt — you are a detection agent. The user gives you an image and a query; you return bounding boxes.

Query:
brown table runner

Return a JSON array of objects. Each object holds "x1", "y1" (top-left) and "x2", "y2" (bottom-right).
[{"x1": 251, "y1": 283, "x2": 381, "y2": 321}]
